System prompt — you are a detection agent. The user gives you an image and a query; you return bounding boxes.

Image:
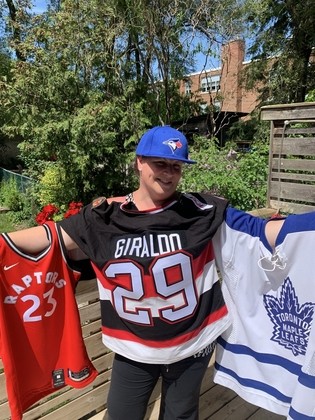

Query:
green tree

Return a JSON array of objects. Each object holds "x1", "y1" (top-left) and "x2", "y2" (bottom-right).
[
  {"x1": 0, "y1": 0, "x2": 250, "y2": 206},
  {"x1": 0, "y1": 1, "x2": 150, "y2": 203},
  {"x1": 244, "y1": 0, "x2": 315, "y2": 104},
  {"x1": 0, "y1": 44, "x2": 14, "y2": 166}
]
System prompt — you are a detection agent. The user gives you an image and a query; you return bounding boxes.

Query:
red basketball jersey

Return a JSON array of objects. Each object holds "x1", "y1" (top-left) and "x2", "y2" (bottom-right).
[{"x1": 0, "y1": 222, "x2": 98, "y2": 420}]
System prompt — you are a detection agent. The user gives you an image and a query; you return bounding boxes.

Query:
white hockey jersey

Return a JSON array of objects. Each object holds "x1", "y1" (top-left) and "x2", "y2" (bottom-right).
[{"x1": 213, "y1": 207, "x2": 315, "y2": 418}]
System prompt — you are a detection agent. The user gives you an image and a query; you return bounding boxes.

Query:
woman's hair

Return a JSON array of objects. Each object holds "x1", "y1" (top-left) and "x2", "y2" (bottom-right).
[{"x1": 133, "y1": 156, "x2": 140, "y2": 176}]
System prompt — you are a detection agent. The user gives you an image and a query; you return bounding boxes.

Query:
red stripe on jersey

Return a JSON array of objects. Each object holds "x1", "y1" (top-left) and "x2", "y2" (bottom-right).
[
  {"x1": 101, "y1": 304, "x2": 228, "y2": 348},
  {"x1": 193, "y1": 242, "x2": 215, "y2": 279}
]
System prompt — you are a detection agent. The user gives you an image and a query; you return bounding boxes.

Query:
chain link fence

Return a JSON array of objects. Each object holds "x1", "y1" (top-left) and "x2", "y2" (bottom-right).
[{"x1": 0, "y1": 168, "x2": 34, "y2": 193}]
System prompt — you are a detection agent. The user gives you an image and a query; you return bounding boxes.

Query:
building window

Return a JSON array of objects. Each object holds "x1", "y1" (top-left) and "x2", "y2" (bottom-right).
[
  {"x1": 201, "y1": 75, "x2": 220, "y2": 92},
  {"x1": 185, "y1": 81, "x2": 192, "y2": 95}
]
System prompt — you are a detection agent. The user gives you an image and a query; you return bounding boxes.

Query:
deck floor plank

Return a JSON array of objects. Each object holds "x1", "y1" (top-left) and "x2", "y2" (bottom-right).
[
  {"x1": 92, "y1": 376, "x2": 287, "y2": 420},
  {"x1": 248, "y1": 408, "x2": 286, "y2": 420},
  {"x1": 203, "y1": 388, "x2": 259, "y2": 419}
]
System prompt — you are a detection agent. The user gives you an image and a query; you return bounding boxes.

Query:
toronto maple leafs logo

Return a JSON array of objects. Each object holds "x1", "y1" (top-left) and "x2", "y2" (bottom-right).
[
  {"x1": 163, "y1": 138, "x2": 183, "y2": 154},
  {"x1": 264, "y1": 277, "x2": 315, "y2": 356}
]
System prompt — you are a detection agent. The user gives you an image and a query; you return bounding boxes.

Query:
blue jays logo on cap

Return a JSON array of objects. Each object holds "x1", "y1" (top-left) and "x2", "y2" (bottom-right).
[
  {"x1": 163, "y1": 139, "x2": 183, "y2": 154},
  {"x1": 136, "y1": 126, "x2": 196, "y2": 164}
]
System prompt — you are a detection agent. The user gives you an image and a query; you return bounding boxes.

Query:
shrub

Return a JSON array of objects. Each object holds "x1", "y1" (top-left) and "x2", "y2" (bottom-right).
[
  {"x1": 180, "y1": 136, "x2": 269, "y2": 211},
  {"x1": 36, "y1": 163, "x2": 78, "y2": 208},
  {"x1": 0, "y1": 178, "x2": 22, "y2": 212},
  {"x1": 0, "y1": 178, "x2": 37, "y2": 227}
]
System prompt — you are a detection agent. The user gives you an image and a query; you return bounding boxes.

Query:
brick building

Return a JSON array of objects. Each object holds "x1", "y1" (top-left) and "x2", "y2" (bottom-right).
[{"x1": 179, "y1": 39, "x2": 259, "y2": 115}]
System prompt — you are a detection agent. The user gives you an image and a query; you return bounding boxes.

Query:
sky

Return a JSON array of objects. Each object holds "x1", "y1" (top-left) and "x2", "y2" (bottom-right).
[
  {"x1": 33, "y1": 0, "x2": 47, "y2": 13},
  {"x1": 32, "y1": 0, "x2": 222, "y2": 73}
]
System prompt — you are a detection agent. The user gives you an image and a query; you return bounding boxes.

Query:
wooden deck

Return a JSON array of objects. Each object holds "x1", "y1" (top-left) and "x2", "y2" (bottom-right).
[{"x1": 0, "y1": 283, "x2": 287, "y2": 420}]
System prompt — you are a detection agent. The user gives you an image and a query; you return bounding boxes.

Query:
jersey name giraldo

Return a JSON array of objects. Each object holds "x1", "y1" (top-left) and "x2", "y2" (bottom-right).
[{"x1": 114, "y1": 232, "x2": 183, "y2": 258}]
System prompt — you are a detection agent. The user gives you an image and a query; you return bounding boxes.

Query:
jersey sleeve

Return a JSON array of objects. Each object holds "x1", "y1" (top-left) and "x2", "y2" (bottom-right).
[
  {"x1": 276, "y1": 210, "x2": 315, "y2": 243},
  {"x1": 213, "y1": 206, "x2": 268, "y2": 271},
  {"x1": 55, "y1": 222, "x2": 95, "y2": 280},
  {"x1": 58, "y1": 197, "x2": 110, "y2": 260},
  {"x1": 288, "y1": 316, "x2": 315, "y2": 419}
]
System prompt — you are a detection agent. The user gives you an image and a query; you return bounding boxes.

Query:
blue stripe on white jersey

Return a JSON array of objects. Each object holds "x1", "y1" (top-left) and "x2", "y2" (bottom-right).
[
  {"x1": 224, "y1": 206, "x2": 270, "y2": 249},
  {"x1": 214, "y1": 361, "x2": 292, "y2": 404},
  {"x1": 217, "y1": 336, "x2": 301, "y2": 375}
]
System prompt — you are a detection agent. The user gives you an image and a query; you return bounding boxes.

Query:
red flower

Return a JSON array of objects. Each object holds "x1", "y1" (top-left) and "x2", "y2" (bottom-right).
[
  {"x1": 68, "y1": 201, "x2": 83, "y2": 210},
  {"x1": 35, "y1": 211, "x2": 49, "y2": 225},
  {"x1": 42, "y1": 204, "x2": 59, "y2": 218},
  {"x1": 63, "y1": 201, "x2": 83, "y2": 219},
  {"x1": 35, "y1": 202, "x2": 83, "y2": 225},
  {"x1": 35, "y1": 204, "x2": 59, "y2": 225}
]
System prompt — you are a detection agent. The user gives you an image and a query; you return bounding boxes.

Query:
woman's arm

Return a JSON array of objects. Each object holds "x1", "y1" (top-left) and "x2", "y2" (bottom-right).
[
  {"x1": 7, "y1": 225, "x2": 52, "y2": 253},
  {"x1": 6, "y1": 225, "x2": 81, "y2": 256}
]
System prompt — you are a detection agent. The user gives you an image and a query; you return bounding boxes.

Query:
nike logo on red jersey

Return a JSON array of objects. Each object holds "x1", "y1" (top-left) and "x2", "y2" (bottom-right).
[{"x1": 3, "y1": 263, "x2": 19, "y2": 271}]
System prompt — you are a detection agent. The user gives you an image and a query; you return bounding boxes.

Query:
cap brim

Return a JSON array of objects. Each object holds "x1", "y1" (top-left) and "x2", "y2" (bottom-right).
[{"x1": 138, "y1": 153, "x2": 196, "y2": 164}]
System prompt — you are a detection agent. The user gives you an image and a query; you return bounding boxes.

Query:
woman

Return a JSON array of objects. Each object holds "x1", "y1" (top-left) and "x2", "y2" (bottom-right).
[{"x1": 7, "y1": 126, "x2": 284, "y2": 419}]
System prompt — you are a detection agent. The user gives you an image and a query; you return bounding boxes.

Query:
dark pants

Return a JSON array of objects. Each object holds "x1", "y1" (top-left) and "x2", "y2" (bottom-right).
[{"x1": 106, "y1": 344, "x2": 214, "y2": 420}]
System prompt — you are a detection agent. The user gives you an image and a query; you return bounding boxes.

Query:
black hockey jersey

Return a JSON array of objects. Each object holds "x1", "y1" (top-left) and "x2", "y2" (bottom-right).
[{"x1": 59, "y1": 193, "x2": 230, "y2": 363}]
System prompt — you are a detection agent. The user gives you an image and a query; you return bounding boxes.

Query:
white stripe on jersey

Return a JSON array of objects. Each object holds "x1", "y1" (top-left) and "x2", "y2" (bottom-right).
[{"x1": 101, "y1": 313, "x2": 230, "y2": 364}]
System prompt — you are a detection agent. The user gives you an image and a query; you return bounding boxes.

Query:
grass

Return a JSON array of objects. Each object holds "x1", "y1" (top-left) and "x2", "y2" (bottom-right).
[{"x1": 0, "y1": 212, "x2": 31, "y2": 233}]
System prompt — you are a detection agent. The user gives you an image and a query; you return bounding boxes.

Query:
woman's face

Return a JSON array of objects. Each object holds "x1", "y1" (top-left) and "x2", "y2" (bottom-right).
[{"x1": 137, "y1": 156, "x2": 183, "y2": 200}]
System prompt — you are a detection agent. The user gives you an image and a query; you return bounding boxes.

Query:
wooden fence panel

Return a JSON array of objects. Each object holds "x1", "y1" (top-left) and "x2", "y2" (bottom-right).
[{"x1": 260, "y1": 103, "x2": 315, "y2": 214}]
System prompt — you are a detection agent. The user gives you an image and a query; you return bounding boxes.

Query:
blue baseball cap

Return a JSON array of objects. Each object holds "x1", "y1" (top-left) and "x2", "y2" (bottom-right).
[{"x1": 136, "y1": 126, "x2": 196, "y2": 164}]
